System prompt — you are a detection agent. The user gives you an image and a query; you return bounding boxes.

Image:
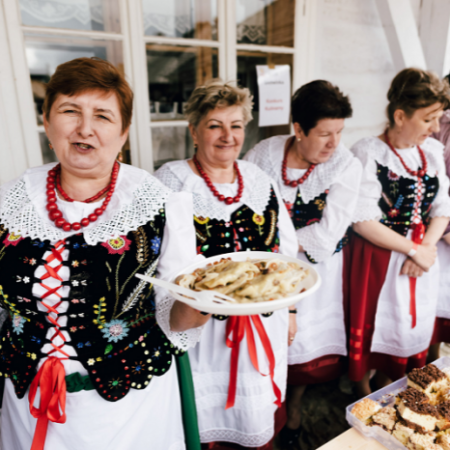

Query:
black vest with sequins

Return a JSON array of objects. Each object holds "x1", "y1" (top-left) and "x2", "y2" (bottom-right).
[
  {"x1": 284, "y1": 190, "x2": 348, "y2": 263},
  {"x1": 0, "y1": 213, "x2": 179, "y2": 402},
  {"x1": 193, "y1": 187, "x2": 280, "y2": 319},
  {"x1": 376, "y1": 163, "x2": 439, "y2": 235}
]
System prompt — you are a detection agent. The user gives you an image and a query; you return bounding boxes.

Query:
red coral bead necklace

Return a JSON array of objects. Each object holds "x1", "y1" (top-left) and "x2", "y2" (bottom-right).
[
  {"x1": 46, "y1": 161, "x2": 120, "y2": 232},
  {"x1": 384, "y1": 130, "x2": 428, "y2": 177},
  {"x1": 193, "y1": 154, "x2": 244, "y2": 205},
  {"x1": 281, "y1": 139, "x2": 316, "y2": 187}
]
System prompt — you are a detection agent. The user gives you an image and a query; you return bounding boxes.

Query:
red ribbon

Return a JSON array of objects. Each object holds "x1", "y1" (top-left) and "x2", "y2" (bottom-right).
[
  {"x1": 28, "y1": 357, "x2": 67, "y2": 450},
  {"x1": 225, "y1": 315, "x2": 282, "y2": 410},
  {"x1": 409, "y1": 223, "x2": 425, "y2": 329}
]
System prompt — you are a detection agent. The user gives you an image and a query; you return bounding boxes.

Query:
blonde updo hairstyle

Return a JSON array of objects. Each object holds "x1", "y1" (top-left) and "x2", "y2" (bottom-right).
[
  {"x1": 184, "y1": 80, "x2": 253, "y2": 128},
  {"x1": 387, "y1": 68, "x2": 450, "y2": 128}
]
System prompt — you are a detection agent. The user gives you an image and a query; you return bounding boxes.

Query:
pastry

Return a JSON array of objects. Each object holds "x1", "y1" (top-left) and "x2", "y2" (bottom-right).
[{"x1": 351, "y1": 398, "x2": 382, "y2": 423}]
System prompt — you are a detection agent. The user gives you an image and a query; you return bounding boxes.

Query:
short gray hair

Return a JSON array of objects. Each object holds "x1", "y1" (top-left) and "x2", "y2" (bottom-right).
[{"x1": 184, "y1": 79, "x2": 253, "y2": 127}]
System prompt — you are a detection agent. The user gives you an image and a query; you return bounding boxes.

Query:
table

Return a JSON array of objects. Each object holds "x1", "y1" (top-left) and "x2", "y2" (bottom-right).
[{"x1": 317, "y1": 429, "x2": 387, "y2": 449}]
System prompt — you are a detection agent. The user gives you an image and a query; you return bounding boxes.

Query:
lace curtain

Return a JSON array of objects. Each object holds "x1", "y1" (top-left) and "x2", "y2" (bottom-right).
[{"x1": 19, "y1": 0, "x2": 103, "y2": 26}]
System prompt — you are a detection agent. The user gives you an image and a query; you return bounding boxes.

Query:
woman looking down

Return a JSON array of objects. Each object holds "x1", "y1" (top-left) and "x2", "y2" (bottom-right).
[{"x1": 348, "y1": 68, "x2": 450, "y2": 396}]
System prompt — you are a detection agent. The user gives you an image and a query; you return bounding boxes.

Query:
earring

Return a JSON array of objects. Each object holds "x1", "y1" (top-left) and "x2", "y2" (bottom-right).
[
  {"x1": 48, "y1": 142, "x2": 53, "y2": 150},
  {"x1": 194, "y1": 143, "x2": 198, "y2": 150},
  {"x1": 297, "y1": 138, "x2": 301, "y2": 142}
]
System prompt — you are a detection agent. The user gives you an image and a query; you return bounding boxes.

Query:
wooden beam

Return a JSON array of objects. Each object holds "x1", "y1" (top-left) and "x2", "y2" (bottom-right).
[
  {"x1": 375, "y1": 0, "x2": 427, "y2": 71},
  {"x1": 420, "y1": 0, "x2": 450, "y2": 77}
]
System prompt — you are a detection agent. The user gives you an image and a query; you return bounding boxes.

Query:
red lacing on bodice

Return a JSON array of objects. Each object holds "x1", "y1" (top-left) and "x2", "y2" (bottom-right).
[{"x1": 39, "y1": 239, "x2": 69, "y2": 359}]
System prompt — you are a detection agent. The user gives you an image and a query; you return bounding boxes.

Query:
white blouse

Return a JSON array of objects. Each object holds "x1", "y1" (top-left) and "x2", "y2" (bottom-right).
[{"x1": 245, "y1": 135, "x2": 362, "y2": 262}]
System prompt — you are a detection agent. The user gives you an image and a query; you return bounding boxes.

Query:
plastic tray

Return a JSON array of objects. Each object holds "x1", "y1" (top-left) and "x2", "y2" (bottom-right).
[{"x1": 346, "y1": 356, "x2": 450, "y2": 449}]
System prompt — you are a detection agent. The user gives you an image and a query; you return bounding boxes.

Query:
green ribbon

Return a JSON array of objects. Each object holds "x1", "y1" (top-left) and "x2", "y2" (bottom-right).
[
  {"x1": 176, "y1": 352, "x2": 201, "y2": 450},
  {"x1": 65, "y1": 372, "x2": 95, "y2": 393}
]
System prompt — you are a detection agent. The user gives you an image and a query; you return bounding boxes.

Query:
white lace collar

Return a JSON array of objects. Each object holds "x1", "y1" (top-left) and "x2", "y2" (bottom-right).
[
  {"x1": 250, "y1": 135, "x2": 356, "y2": 204},
  {"x1": 352, "y1": 136, "x2": 444, "y2": 181},
  {"x1": 154, "y1": 159, "x2": 273, "y2": 222},
  {"x1": 0, "y1": 163, "x2": 172, "y2": 245}
]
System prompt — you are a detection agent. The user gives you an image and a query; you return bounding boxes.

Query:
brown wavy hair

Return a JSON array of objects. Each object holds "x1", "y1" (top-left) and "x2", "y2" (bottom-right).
[{"x1": 387, "y1": 68, "x2": 450, "y2": 127}]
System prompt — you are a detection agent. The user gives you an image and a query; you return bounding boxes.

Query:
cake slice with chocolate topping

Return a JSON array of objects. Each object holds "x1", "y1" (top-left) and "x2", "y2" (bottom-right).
[
  {"x1": 436, "y1": 401, "x2": 450, "y2": 431},
  {"x1": 351, "y1": 398, "x2": 381, "y2": 424},
  {"x1": 408, "y1": 364, "x2": 449, "y2": 398},
  {"x1": 396, "y1": 388, "x2": 439, "y2": 431}
]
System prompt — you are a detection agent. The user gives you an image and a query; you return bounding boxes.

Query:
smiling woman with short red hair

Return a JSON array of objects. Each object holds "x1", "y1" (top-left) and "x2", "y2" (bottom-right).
[{"x1": 0, "y1": 57, "x2": 209, "y2": 450}]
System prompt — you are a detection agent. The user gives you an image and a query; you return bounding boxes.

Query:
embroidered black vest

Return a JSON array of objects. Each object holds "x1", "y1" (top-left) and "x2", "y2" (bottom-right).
[
  {"x1": 284, "y1": 189, "x2": 348, "y2": 263},
  {"x1": 193, "y1": 187, "x2": 280, "y2": 319},
  {"x1": 0, "y1": 213, "x2": 179, "y2": 402},
  {"x1": 376, "y1": 163, "x2": 439, "y2": 235}
]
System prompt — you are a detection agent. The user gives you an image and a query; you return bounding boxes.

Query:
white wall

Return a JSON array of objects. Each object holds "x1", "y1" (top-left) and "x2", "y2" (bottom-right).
[{"x1": 315, "y1": 0, "x2": 397, "y2": 148}]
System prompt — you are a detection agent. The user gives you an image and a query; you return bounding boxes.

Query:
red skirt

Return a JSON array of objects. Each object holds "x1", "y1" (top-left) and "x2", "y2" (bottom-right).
[
  {"x1": 431, "y1": 318, "x2": 450, "y2": 344},
  {"x1": 200, "y1": 403, "x2": 286, "y2": 450},
  {"x1": 347, "y1": 234, "x2": 428, "y2": 382},
  {"x1": 287, "y1": 355, "x2": 345, "y2": 385}
]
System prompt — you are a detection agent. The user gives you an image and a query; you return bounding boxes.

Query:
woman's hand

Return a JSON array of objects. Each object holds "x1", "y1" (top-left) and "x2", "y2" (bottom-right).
[
  {"x1": 400, "y1": 259, "x2": 424, "y2": 278},
  {"x1": 288, "y1": 310, "x2": 297, "y2": 346},
  {"x1": 170, "y1": 301, "x2": 211, "y2": 331},
  {"x1": 410, "y1": 242, "x2": 437, "y2": 271},
  {"x1": 298, "y1": 244, "x2": 305, "y2": 253}
]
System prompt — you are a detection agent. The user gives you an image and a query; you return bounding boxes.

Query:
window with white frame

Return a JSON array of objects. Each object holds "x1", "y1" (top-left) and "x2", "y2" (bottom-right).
[{"x1": 3, "y1": 0, "x2": 313, "y2": 173}]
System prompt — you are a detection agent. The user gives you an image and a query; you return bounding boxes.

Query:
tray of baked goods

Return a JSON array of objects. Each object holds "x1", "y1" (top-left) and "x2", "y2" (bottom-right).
[
  {"x1": 138, "y1": 251, "x2": 321, "y2": 315},
  {"x1": 347, "y1": 356, "x2": 450, "y2": 450}
]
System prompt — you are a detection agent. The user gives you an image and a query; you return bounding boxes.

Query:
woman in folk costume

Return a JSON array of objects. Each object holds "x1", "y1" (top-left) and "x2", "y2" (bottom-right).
[
  {"x1": 429, "y1": 107, "x2": 450, "y2": 358},
  {"x1": 155, "y1": 80, "x2": 298, "y2": 450},
  {"x1": 245, "y1": 80, "x2": 361, "y2": 448},
  {"x1": 0, "y1": 57, "x2": 209, "y2": 450},
  {"x1": 348, "y1": 68, "x2": 450, "y2": 396}
]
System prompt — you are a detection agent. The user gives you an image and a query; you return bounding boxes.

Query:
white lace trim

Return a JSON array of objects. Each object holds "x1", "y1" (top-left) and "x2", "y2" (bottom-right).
[
  {"x1": 352, "y1": 136, "x2": 444, "y2": 181},
  {"x1": 245, "y1": 135, "x2": 355, "y2": 204},
  {"x1": 155, "y1": 293, "x2": 203, "y2": 351},
  {"x1": 0, "y1": 163, "x2": 172, "y2": 246},
  {"x1": 200, "y1": 427, "x2": 274, "y2": 447},
  {"x1": 154, "y1": 160, "x2": 274, "y2": 222},
  {"x1": 353, "y1": 204, "x2": 383, "y2": 224}
]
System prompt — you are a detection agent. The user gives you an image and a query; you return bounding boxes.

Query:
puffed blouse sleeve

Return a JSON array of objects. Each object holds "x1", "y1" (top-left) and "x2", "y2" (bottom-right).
[
  {"x1": 154, "y1": 190, "x2": 203, "y2": 351},
  {"x1": 351, "y1": 139, "x2": 383, "y2": 223},
  {"x1": 296, "y1": 157, "x2": 363, "y2": 262},
  {"x1": 428, "y1": 139, "x2": 450, "y2": 219}
]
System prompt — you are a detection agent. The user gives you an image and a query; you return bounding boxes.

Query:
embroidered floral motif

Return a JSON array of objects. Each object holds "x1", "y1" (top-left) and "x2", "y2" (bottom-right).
[
  {"x1": 387, "y1": 170, "x2": 400, "y2": 181},
  {"x1": 150, "y1": 236, "x2": 161, "y2": 254},
  {"x1": 23, "y1": 257, "x2": 36, "y2": 265},
  {"x1": 12, "y1": 314, "x2": 25, "y2": 334},
  {"x1": 252, "y1": 214, "x2": 265, "y2": 226},
  {"x1": 3, "y1": 232, "x2": 23, "y2": 247},
  {"x1": 87, "y1": 358, "x2": 95, "y2": 366},
  {"x1": 314, "y1": 199, "x2": 325, "y2": 211},
  {"x1": 109, "y1": 377, "x2": 123, "y2": 389},
  {"x1": 388, "y1": 208, "x2": 400, "y2": 218},
  {"x1": 194, "y1": 216, "x2": 210, "y2": 225},
  {"x1": 101, "y1": 236, "x2": 131, "y2": 255},
  {"x1": 101, "y1": 319, "x2": 130, "y2": 343}
]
